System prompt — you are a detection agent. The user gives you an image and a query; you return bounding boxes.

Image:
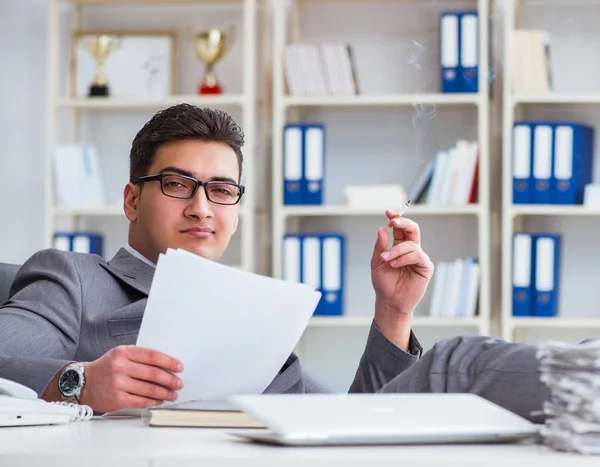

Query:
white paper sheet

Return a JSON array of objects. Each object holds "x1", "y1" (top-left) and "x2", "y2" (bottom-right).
[{"x1": 136, "y1": 248, "x2": 321, "y2": 403}]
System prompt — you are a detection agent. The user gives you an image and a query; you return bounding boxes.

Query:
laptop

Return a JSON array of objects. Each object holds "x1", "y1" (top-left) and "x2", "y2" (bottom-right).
[{"x1": 227, "y1": 393, "x2": 540, "y2": 446}]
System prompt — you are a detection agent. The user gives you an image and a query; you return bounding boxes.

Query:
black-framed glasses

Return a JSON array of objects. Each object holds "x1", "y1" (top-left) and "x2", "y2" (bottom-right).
[{"x1": 134, "y1": 173, "x2": 245, "y2": 205}]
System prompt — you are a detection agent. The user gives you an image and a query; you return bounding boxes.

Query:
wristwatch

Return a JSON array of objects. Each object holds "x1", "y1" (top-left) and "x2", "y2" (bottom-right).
[{"x1": 58, "y1": 363, "x2": 86, "y2": 401}]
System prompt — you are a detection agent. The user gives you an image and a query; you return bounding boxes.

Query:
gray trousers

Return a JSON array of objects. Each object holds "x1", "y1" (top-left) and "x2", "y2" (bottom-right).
[{"x1": 378, "y1": 336, "x2": 550, "y2": 423}]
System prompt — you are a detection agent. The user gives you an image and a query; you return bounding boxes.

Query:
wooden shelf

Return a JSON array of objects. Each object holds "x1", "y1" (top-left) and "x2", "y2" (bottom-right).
[
  {"x1": 308, "y1": 316, "x2": 481, "y2": 328},
  {"x1": 63, "y1": 0, "x2": 244, "y2": 5},
  {"x1": 53, "y1": 205, "x2": 124, "y2": 216},
  {"x1": 56, "y1": 94, "x2": 246, "y2": 110},
  {"x1": 509, "y1": 317, "x2": 600, "y2": 329},
  {"x1": 295, "y1": 0, "x2": 477, "y2": 2},
  {"x1": 512, "y1": 94, "x2": 600, "y2": 105},
  {"x1": 511, "y1": 205, "x2": 600, "y2": 217},
  {"x1": 296, "y1": 0, "x2": 472, "y2": 3},
  {"x1": 283, "y1": 93, "x2": 480, "y2": 108},
  {"x1": 282, "y1": 204, "x2": 482, "y2": 218}
]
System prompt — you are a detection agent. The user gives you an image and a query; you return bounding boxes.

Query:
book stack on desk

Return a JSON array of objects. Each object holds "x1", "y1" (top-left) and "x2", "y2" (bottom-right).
[
  {"x1": 143, "y1": 400, "x2": 264, "y2": 428},
  {"x1": 537, "y1": 339, "x2": 600, "y2": 454}
]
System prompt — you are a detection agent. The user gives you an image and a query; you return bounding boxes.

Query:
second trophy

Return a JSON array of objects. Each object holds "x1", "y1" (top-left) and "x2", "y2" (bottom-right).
[{"x1": 191, "y1": 27, "x2": 234, "y2": 95}]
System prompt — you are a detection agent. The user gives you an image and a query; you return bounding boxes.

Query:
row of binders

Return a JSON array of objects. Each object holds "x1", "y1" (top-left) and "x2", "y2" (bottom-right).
[
  {"x1": 54, "y1": 145, "x2": 107, "y2": 208},
  {"x1": 429, "y1": 257, "x2": 480, "y2": 318},
  {"x1": 421, "y1": 140, "x2": 479, "y2": 205},
  {"x1": 283, "y1": 43, "x2": 359, "y2": 96},
  {"x1": 283, "y1": 124, "x2": 325, "y2": 205},
  {"x1": 440, "y1": 11, "x2": 479, "y2": 93},
  {"x1": 512, "y1": 122, "x2": 594, "y2": 205},
  {"x1": 512, "y1": 232, "x2": 561, "y2": 317},
  {"x1": 53, "y1": 232, "x2": 104, "y2": 256},
  {"x1": 283, "y1": 234, "x2": 344, "y2": 316}
]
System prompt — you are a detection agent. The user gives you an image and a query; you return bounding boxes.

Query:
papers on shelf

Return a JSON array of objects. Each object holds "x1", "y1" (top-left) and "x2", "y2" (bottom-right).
[
  {"x1": 53, "y1": 145, "x2": 107, "y2": 208},
  {"x1": 136, "y1": 248, "x2": 322, "y2": 403},
  {"x1": 537, "y1": 339, "x2": 600, "y2": 455}
]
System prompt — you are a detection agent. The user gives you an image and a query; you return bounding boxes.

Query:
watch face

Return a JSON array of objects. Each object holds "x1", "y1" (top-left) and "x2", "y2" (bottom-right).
[{"x1": 59, "y1": 369, "x2": 81, "y2": 396}]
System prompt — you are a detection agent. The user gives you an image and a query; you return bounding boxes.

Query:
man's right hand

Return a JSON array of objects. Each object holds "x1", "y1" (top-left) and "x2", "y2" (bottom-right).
[{"x1": 79, "y1": 345, "x2": 184, "y2": 413}]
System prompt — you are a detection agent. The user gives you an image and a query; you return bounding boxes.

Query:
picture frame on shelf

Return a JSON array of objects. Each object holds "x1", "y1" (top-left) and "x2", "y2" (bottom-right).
[{"x1": 69, "y1": 29, "x2": 179, "y2": 99}]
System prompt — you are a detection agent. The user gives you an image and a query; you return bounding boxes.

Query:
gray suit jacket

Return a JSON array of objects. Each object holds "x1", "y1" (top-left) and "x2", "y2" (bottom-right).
[{"x1": 0, "y1": 248, "x2": 422, "y2": 397}]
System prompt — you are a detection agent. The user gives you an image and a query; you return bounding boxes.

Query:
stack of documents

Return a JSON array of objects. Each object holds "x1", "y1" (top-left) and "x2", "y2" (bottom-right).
[
  {"x1": 537, "y1": 339, "x2": 600, "y2": 454},
  {"x1": 136, "y1": 248, "x2": 322, "y2": 403}
]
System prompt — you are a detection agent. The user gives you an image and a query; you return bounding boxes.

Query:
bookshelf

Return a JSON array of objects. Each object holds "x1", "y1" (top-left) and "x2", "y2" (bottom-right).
[
  {"x1": 56, "y1": 94, "x2": 247, "y2": 109},
  {"x1": 501, "y1": 0, "x2": 600, "y2": 342},
  {"x1": 282, "y1": 93, "x2": 481, "y2": 107},
  {"x1": 281, "y1": 204, "x2": 483, "y2": 217},
  {"x1": 271, "y1": 0, "x2": 491, "y2": 389},
  {"x1": 308, "y1": 315, "x2": 482, "y2": 329},
  {"x1": 44, "y1": 0, "x2": 259, "y2": 272}
]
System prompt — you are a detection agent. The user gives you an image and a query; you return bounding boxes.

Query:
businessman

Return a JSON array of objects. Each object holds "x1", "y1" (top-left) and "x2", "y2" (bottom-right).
[
  {"x1": 0, "y1": 104, "x2": 549, "y2": 421},
  {"x1": 0, "y1": 104, "x2": 432, "y2": 411}
]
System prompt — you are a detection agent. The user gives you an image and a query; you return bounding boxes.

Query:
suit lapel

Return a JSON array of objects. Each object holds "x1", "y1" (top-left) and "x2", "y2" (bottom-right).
[{"x1": 100, "y1": 248, "x2": 155, "y2": 296}]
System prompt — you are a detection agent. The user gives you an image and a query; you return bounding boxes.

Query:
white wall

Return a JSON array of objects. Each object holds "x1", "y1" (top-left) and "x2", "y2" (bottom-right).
[{"x1": 0, "y1": 0, "x2": 49, "y2": 264}]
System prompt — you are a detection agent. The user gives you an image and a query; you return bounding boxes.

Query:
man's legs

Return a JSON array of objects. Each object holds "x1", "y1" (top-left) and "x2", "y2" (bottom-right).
[{"x1": 379, "y1": 335, "x2": 550, "y2": 423}]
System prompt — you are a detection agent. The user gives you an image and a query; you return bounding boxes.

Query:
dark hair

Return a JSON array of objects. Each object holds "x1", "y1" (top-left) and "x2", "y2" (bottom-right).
[{"x1": 129, "y1": 104, "x2": 244, "y2": 182}]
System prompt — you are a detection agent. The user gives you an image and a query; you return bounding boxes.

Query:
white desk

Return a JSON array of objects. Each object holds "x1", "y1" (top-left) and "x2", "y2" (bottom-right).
[{"x1": 0, "y1": 418, "x2": 596, "y2": 467}]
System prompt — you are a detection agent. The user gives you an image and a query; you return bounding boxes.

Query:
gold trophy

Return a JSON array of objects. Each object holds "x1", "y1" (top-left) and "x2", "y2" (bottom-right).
[
  {"x1": 191, "y1": 27, "x2": 234, "y2": 94},
  {"x1": 80, "y1": 34, "x2": 121, "y2": 97}
]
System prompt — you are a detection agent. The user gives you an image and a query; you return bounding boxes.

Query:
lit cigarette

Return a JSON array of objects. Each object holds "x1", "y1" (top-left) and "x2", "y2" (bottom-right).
[
  {"x1": 387, "y1": 159, "x2": 434, "y2": 227},
  {"x1": 387, "y1": 201, "x2": 412, "y2": 227}
]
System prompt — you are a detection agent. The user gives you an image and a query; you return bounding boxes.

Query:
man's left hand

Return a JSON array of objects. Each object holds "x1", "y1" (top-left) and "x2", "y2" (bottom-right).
[{"x1": 370, "y1": 210, "x2": 434, "y2": 349}]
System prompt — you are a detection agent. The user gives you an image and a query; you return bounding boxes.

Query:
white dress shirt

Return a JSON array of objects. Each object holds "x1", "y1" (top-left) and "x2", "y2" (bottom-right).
[{"x1": 124, "y1": 244, "x2": 156, "y2": 268}]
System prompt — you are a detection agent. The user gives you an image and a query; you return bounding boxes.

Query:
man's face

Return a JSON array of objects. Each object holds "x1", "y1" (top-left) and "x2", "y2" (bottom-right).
[{"x1": 124, "y1": 140, "x2": 240, "y2": 264}]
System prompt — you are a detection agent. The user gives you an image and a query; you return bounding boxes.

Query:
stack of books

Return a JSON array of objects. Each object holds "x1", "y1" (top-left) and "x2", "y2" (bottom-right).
[
  {"x1": 283, "y1": 42, "x2": 359, "y2": 96},
  {"x1": 424, "y1": 140, "x2": 479, "y2": 205},
  {"x1": 429, "y1": 257, "x2": 480, "y2": 318},
  {"x1": 143, "y1": 400, "x2": 263, "y2": 428}
]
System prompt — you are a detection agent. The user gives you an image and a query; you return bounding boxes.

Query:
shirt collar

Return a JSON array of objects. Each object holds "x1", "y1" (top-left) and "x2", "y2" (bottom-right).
[{"x1": 124, "y1": 244, "x2": 156, "y2": 268}]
